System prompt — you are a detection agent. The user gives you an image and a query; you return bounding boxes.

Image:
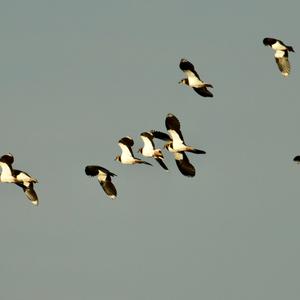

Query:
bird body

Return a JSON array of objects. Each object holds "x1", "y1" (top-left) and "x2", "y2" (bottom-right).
[
  {"x1": 263, "y1": 37, "x2": 294, "y2": 76},
  {"x1": 179, "y1": 58, "x2": 213, "y2": 97},
  {"x1": 165, "y1": 113, "x2": 206, "y2": 154},
  {"x1": 139, "y1": 132, "x2": 168, "y2": 170},
  {"x1": 0, "y1": 153, "x2": 39, "y2": 205},
  {"x1": 85, "y1": 165, "x2": 117, "y2": 199},
  {"x1": 115, "y1": 136, "x2": 152, "y2": 166}
]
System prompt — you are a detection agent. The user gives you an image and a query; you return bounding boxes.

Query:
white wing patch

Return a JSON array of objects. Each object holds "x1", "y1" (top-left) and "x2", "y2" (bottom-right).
[
  {"x1": 98, "y1": 170, "x2": 108, "y2": 182},
  {"x1": 15, "y1": 172, "x2": 36, "y2": 183},
  {"x1": 272, "y1": 41, "x2": 287, "y2": 51},
  {"x1": 274, "y1": 50, "x2": 285, "y2": 58},
  {"x1": 141, "y1": 135, "x2": 154, "y2": 156},
  {"x1": 184, "y1": 70, "x2": 203, "y2": 87},
  {"x1": 119, "y1": 142, "x2": 133, "y2": 159},
  {"x1": 168, "y1": 129, "x2": 185, "y2": 151},
  {"x1": 0, "y1": 162, "x2": 15, "y2": 182}
]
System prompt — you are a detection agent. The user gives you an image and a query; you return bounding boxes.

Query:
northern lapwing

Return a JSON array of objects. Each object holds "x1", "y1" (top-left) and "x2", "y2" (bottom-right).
[
  {"x1": 151, "y1": 114, "x2": 206, "y2": 177},
  {"x1": 152, "y1": 113, "x2": 206, "y2": 154},
  {"x1": 138, "y1": 132, "x2": 168, "y2": 170},
  {"x1": 150, "y1": 131, "x2": 197, "y2": 177},
  {"x1": 115, "y1": 136, "x2": 152, "y2": 166},
  {"x1": 179, "y1": 58, "x2": 213, "y2": 97},
  {"x1": 263, "y1": 37, "x2": 295, "y2": 77},
  {"x1": 293, "y1": 156, "x2": 300, "y2": 163},
  {"x1": 0, "y1": 153, "x2": 39, "y2": 205},
  {"x1": 85, "y1": 165, "x2": 117, "y2": 199}
]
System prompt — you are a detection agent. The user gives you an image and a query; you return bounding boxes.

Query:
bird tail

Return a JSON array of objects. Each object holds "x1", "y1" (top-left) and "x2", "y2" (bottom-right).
[
  {"x1": 204, "y1": 83, "x2": 213, "y2": 88},
  {"x1": 186, "y1": 147, "x2": 206, "y2": 154}
]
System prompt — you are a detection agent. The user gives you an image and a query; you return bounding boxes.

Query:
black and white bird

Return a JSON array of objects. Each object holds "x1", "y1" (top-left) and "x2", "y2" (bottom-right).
[
  {"x1": 115, "y1": 136, "x2": 152, "y2": 166},
  {"x1": 151, "y1": 114, "x2": 206, "y2": 177},
  {"x1": 293, "y1": 156, "x2": 300, "y2": 163},
  {"x1": 263, "y1": 37, "x2": 295, "y2": 77},
  {"x1": 179, "y1": 58, "x2": 213, "y2": 97},
  {"x1": 150, "y1": 131, "x2": 198, "y2": 177},
  {"x1": 152, "y1": 113, "x2": 206, "y2": 154},
  {"x1": 0, "y1": 153, "x2": 39, "y2": 205},
  {"x1": 85, "y1": 165, "x2": 117, "y2": 199},
  {"x1": 138, "y1": 132, "x2": 168, "y2": 170}
]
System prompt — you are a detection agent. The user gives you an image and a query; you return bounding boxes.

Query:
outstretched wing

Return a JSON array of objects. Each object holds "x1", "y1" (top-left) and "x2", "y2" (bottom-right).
[
  {"x1": 174, "y1": 152, "x2": 195, "y2": 177},
  {"x1": 118, "y1": 137, "x2": 135, "y2": 158},
  {"x1": 15, "y1": 182, "x2": 39, "y2": 205},
  {"x1": 100, "y1": 180, "x2": 117, "y2": 199},
  {"x1": 165, "y1": 113, "x2": 185, "y2": 146},
  {"x1": 275, "y1": 50, "x2": 290, "y2": 76},
  {"x1": 179, "y1": 58, "x2": 201, "y2": 80},
  {"x1": 193, "y1": 87, "x2": 213, "y2": 97},
  {"x1": 151, "y1": 130, "x2": 171, "y2": 141}
]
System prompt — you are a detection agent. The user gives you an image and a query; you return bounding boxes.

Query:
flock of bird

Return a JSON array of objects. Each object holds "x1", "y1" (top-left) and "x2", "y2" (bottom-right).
[{"x1": 0, "y1": 37, "x2": 298, "y2": 204}]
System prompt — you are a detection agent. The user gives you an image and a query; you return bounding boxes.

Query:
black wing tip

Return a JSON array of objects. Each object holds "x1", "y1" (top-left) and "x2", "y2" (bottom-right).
[
  {"x1": 101, "y1": 181, "x2": 117, "y2": 199},
  {"x1": 193, "y1": 87, "x2": 213, "y2": 97},
  {"x1": 293, "y1": 156, "x2": 300, "y2": 162},
  {"x1": 155, "y1": 158, "x2": 169, "y2": 171},
  {"x1": 191, "y1": 149, "x2": 206, "y2": 154}
]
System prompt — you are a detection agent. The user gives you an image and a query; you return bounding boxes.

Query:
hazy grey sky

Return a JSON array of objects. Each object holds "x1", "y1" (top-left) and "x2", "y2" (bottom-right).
[{"x1": 1, "y1": 0, "x2": 300, "y2": 299}]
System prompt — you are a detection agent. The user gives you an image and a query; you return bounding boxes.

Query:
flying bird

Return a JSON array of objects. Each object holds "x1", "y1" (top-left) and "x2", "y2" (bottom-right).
[
  {"x1": 115, "y1": 136, "x2": 152, "y2": 166},
  {"x1": 152, "y1": 113, "x2": 206, "y2": 154},
  {"x1": 138, "y1": 132, "x2": 168, "y2": 170},
  {"x1": 151, "y1": 114, "x2": 206, "y2": 177},
  {"x1": 263, "y1": 37, "x2": 295, "y2": 77},
  {"x1": 0, "y1": 153, "x2": 39, "y2": 205},
  {"x1": 85, "y1": 165, "x2": 117, "y2": 199},
  {"x1": 179, "y1": 58, "x2": 213, "y2": 97}
]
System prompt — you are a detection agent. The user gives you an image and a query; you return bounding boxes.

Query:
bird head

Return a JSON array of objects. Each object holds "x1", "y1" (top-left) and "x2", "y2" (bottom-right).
[
  {"x1": 114, "y1": 155, "x2": 121, "y2": 162},
  {"x1": 178, "y1": 78, "x2": 188, "y2": 85}
]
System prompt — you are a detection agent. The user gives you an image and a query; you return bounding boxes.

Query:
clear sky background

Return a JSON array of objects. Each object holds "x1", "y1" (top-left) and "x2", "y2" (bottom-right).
[{"x1": 0, "y1": 0, "x2": 299, "y2": 299}]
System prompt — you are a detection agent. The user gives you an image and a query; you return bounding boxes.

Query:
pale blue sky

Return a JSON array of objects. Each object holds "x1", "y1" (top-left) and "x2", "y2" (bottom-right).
[{"x1": 0, "y1": 0, "x2": 300, "y2": 299}]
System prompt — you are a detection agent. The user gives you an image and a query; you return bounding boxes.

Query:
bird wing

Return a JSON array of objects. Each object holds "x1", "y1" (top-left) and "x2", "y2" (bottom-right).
[
  {"x1": 179, "y1": 59, "x2": 201, "y2": 80},
  {"x1": 13, "y1": 169, "x2": 37, "y2": 183},
  {"x1": 174, "y1": 152, "x2": 195, "y2": 177},
  {"x1": 0, "y1": 161, "x2": 14, "y2": 178},
  {"x1": 165, "y1": 114, "x2": 185, "y2": 149},
  {"x1": 140, "y1": 134, "x2": 155, "y2": 152},
  {"x1": 85, "y1": 165, "x2": 117, "y2": 177},
  {"x1": 119, "y1": 136, "x2": 134, "y2": 147},
  {"x1": 193, "y1": 87, "x2": 213, "y2": 97},
  {"x1": 293, "y1": 156, "x2": 300, "y2": 163},
  {"x1": 118, "y1": 141, "x2": 134, "y2": 159},
  {"x1": 15, "y1": 182, "x2": 39, "y2": 205},
  {"x1": 0, "y1": 154, "x2": 14, "y2": 165},
  {"x1": 155, "y1": 157, "x2": 168, "y2": 170},
  {"x1": 150, "y1": 130, "x2": 171, "y2": 141},
  {"x1": 275, "y1": 50, "x2": 290, "y2": 76},
  {"x1": 100, "y1": 180, "x2": 117, "y2": 199}
]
